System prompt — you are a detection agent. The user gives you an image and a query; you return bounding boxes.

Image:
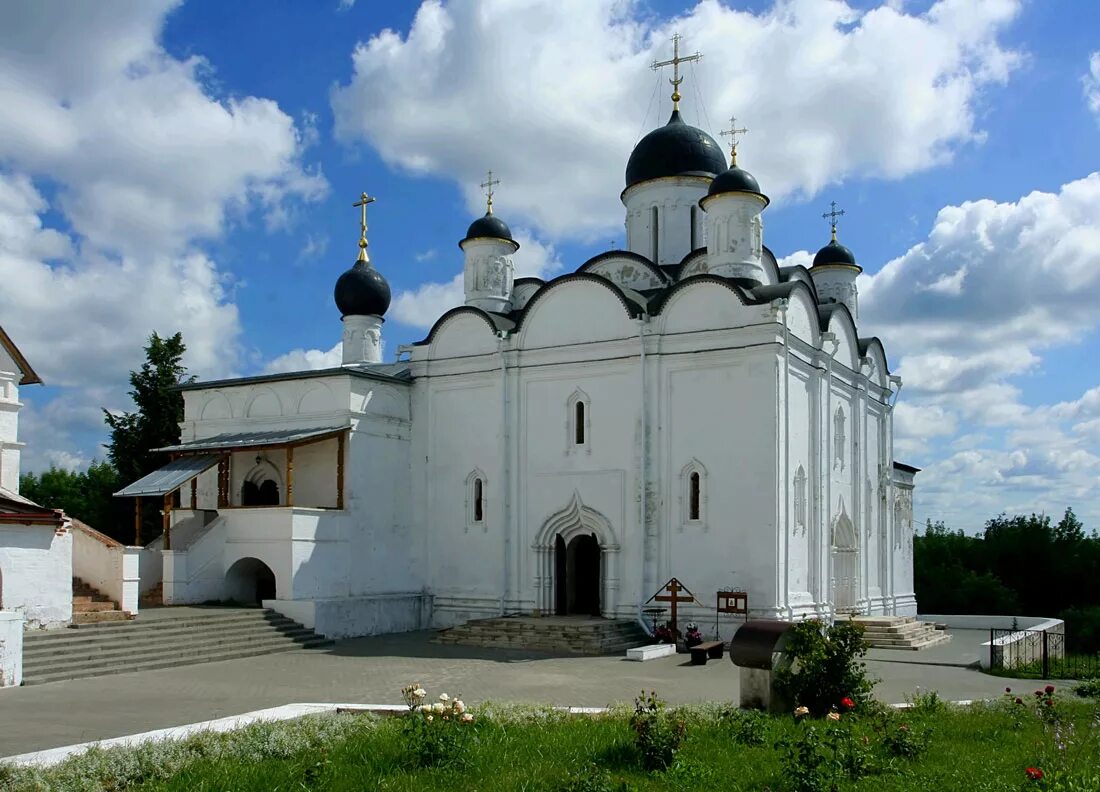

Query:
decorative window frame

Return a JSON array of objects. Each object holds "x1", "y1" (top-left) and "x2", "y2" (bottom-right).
[
  {"x1": 679, "y1": 459, "x2": 708, "y2": 531},
  {"x1": 465, "y1": 469, "x2": 488, "y2": 533},
  {"x1": 566, "y1": 388, "x2": 592, "y2": 455},
  {"x1": 833, "y1": 406, "x2": 846, "y2": 471},
  {"x1": 793, "y1": 464, "x2": 807, "y2": 535}
]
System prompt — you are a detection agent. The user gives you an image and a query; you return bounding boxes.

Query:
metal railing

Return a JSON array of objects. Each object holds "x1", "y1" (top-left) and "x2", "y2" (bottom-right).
[{"x1": 989, "y1": 627, "x2": 1100, "y2": 679}]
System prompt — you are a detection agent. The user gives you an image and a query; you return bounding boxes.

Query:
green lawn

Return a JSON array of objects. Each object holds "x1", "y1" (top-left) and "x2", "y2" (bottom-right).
[{"x1": 6, "y1": 694, "x2": 1097, "y2": 792}]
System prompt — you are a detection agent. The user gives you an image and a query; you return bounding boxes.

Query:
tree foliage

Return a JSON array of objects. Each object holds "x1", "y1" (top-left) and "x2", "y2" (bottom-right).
[
  {"x1": 914, "y1": 508, "x2": 1100, "y2": 651},
  {"x1": 19, "y1": 461, "x2": 121, "y2": 534},
  {"x1": 103, "y1": 331, "x2": 193, "y2": 484}
]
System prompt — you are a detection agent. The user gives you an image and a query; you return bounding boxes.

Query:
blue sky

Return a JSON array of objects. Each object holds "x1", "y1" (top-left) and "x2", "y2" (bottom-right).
[{"x1": 2, "y1": 0, "x2": 1099, "y2": 533}]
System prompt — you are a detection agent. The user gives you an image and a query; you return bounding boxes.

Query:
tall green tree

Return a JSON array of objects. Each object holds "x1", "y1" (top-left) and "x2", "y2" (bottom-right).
[{"x1": 104, "y1": 332, "x2": 193, "y2": 484}]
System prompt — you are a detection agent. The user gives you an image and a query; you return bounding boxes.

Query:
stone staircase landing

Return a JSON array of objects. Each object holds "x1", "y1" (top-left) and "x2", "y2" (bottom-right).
[
  {"x1": 435, "y1": 615, "x2": 649, "y2": 655},
  {"x1": 853, "y1": 616, "x2": 951, "y2": 650},
  {"x1": 72, "y1": 577, "x2": 131, "y2": 625}
]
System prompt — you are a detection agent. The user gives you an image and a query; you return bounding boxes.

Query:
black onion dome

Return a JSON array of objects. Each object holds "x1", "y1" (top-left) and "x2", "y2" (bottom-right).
[
  {"x1": 625, "y1": 110, "x2": 727, "y2": 188},
  {"x1": 463, "y1": 212, "x2": 515, "y2": 243},
  {"x1": 812, "y1": 239, "x2": 859, "y2": 269},
  {"x1": 706, "y1": 165, "x2": 769, "y2": 204},
  {"x1": 334, "y1": 258, "x2": 391, "y2": 317}
]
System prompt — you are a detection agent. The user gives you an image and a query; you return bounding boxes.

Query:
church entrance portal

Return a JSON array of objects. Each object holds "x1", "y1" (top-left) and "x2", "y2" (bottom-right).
[
  {"x1": 242, "y1": 479, "x2": 279, "y2": 506},
  {"x1": 831, "y1": 509, "x2": 860, "y2": 614},
  {"x1": 224, "y1": 557, "x2": 277, "y2": 605},
  {"x1": 555, "y1": 533, "x2": 601, "y2": 616}
]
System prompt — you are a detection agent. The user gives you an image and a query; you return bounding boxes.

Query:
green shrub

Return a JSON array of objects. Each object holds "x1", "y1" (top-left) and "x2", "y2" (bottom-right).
[
  {"x1": 718, "y1": 707, "x2": 769, "y2": 746},
  {"x1": 1073, "y1": 678, "x2": 1100, "y2": 698},
  {"x1": 774, "y1": 618, "x2": 875, "y2": 717},
  {"x1": 399, "y1": 684, "x2": 477, "y2": 769},
  {"x1": 881, "y1": 723, "x2": 927, "y2": 759},
  {"x1": 629, "y1": 691, "x2": 685, "y2": 772}
]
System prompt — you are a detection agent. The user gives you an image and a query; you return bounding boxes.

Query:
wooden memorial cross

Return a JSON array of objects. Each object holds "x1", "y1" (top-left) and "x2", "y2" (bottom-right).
[{"x1": 651, "y1": 577, "x2": 696, "y2": 635}]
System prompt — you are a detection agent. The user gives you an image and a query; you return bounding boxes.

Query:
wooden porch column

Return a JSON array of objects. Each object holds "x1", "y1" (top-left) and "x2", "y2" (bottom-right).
[
  {"x1": 134, "y1": 498, "x2": 142, "y2": 546},
  {"x1": 286, "y1": 446, "x2": 295, "y2": 507},
  {"x1": 163, "y1": 492, "x2": 173, "y2": 551},
  {"x1": 336, "y1": 431, "x2": 346, "y2": 510},
  {"x1": 190, "y1": 477, "x2": 198, "y2": 510}
]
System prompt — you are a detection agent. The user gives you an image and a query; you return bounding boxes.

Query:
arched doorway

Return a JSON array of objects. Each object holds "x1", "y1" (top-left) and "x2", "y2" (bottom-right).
[
  {"x1": 224, "y1": 557, "x2": 277, "y2": 605},
  {"x1": 831, "y1": 508, "x2": 860, "y2": 614},
  {"x1": 555, "y1": 533, "x2": 601, "y2": 616},
  {"x1": 241, "y1": 460, "x2": 281, "y2": 506}
]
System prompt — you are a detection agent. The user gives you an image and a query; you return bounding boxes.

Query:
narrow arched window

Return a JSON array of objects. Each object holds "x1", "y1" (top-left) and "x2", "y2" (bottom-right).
[
  {"x1": 689, "y1": 205, "x2": 698, "y2": 250},
  {"x1": 689, "y1": 472, "x2": 701, "y2": 521},
  {"x1": 473, "y1": 478, "x2": 484, "y2": 523},
  {"x1": 651, "y1": 206, "x2": 659, "y2": 261},
  {"x1": 575, "y1": 401, "x2": 585, "y2": 445}
]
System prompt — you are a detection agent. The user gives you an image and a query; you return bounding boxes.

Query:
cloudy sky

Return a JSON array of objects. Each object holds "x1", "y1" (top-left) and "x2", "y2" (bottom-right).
[{"x1": 2, "y1": 0, "x2": 1098, "y2": 533}]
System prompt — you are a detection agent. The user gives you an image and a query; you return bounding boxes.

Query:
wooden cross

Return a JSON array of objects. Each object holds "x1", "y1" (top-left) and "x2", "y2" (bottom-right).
[
  {"x1": 353, "y1": 191, "x2": 376, "y2": 259},
  {"x1": 651, "y1": 33, "x2": 701, "y2": 110},
  {"x1": 651, "y1": 577, "x2": 696, "y2": 635},
  {"x1": 480, "y1": 170, "x2": 500, "y2": 215},
  {"x1": 822, "y1": 200, "x2": 845, "y2": 241},
  {"x1": 720, "y1": 115, "x2": 748, "y2": 165}
]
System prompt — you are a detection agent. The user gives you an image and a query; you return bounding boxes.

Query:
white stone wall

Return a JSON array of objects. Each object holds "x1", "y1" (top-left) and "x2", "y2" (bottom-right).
[
  {"x1": 0, "y1": 523, "x2": 72, "y2": 629},
  {"x1": 623, "y1": 177, "x2": 710, "y2": 265},
  {"x1": 0, "y1": 345, "x2": 24, "y2": 493},
  {"x1": 0, "y1": 610, "x2": 23, "y2": 688}
]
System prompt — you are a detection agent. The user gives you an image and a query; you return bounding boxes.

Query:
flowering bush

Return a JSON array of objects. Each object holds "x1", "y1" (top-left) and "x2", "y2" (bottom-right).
[
  {"x1": 684, "y1": 622, "x2": 703, "y2": 647},
  {"x1": 774, "y1": 619, "x2": 874, "y2": 717},
  {"x1": 630, "y1": 691, "x2": 686, "y2": 772},
  {"x1": 882, "y1": 722, "x2": 927, "y2": 759},
  {"x1": 400, "y1": 683, "x2": 476, "y2": 769}
]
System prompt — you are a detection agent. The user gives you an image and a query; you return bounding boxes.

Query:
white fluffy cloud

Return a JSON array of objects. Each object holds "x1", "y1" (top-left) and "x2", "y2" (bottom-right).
[
  {"x1": 332, "y1": 0, "x2": 1021, "y2": 239},
  {"x1": 857, "y1": 174, "x2": 1100, "y2": 529},
  {"x1": 0, "y1": 1, "x2": 325, "y2": 471},
  {"x1": 1086, "y1": 52, "x2": 1100, "y2": 121},
  {"x1": 265, "y1": 343, "x2": 343, "y2": 374}
]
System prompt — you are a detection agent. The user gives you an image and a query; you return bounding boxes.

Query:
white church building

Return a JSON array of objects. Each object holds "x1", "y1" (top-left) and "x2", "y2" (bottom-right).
[{"x1": 118, "y1": 75, "x2": 918, "y2": 639}]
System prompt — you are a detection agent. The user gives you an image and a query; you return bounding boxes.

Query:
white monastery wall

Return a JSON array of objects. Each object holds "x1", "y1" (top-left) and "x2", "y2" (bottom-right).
[
  {"x1": 0, "y1": 524, "x2": 72, "y2": 629},
  {"x1": 783, "y1": 358, "x2": 817, "y2": 616},
  {"x1": 623, "y1": 178, "x2": 709, "y2": 265},
  {"x1": 0, "y1": 610, "x2": 23, "y2": 688},
  {"x1": 0, "y1": 352, "x2": 23, "y2": 493}
]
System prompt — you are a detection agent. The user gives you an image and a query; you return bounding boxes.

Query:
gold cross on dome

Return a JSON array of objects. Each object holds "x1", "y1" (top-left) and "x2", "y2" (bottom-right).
[
  {"x1": 822, "y1": 200, "x2": 846, "y2": 241},
  {"x1": 479, "y1": 170, "x2": 501, "y2": 215},
  {"x1": 720, "y1": 115, "x2": 748, "y2": 165},
  {"x1": 651, "y1": 33, "x2": 702, "y2": 110},
  {"x1": 352, "y1": 191, "x2": 376, "y2": 261}
]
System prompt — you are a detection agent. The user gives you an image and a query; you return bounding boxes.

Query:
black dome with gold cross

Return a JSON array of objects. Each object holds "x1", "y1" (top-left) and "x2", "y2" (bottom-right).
[{"x1": 335, "y1": 192, "x2": 392, "y2": 317}]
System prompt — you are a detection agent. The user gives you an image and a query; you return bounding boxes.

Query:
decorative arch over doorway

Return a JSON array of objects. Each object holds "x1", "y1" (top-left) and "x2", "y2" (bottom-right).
[
  {"x1": 224, "y1": 556, "x2": 277, "y2": 604},
  {"x1": 532, "y1": 492, "x2": 620, "y2": 617},
  {"x1": 831, "y1": 501, "x2": 860, "y2": 614},
  {"x1": 241, "y1": 459, "x2": 282, "y2": 506}
]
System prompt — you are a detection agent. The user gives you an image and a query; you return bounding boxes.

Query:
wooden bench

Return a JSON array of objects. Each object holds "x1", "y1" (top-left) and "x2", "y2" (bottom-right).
[{"x1": 689, "y1": 641, "x2": 724, "y2": 665}]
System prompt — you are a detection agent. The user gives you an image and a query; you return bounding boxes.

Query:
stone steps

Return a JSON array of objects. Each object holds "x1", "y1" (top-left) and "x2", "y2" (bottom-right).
[
  {"x1": 21, "y1": 609, "x2": 333, "y2": 685},
  {"x1": 71, "y1": 576, "x2": 132, "y2": 625},
  {"x1": 853, "y1": 616, "x2": 952, "y2": 651},
  {"x1": 435, "y1": 617, "x2": 650, "y2": 655}
]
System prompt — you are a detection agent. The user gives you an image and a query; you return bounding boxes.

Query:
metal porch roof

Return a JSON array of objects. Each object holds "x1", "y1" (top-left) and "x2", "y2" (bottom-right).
[
  {"x1": 153, "y1": 425, "x2": 348, "y2": 454},
  {"x1": 114, "y1": 455, "x2": 220, "y2": 498}
]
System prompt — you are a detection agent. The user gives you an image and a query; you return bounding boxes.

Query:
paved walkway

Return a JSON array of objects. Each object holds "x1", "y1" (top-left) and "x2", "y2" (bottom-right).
[{"x1": 0, "y1": 628, "x2": 1058, "y2": 759}]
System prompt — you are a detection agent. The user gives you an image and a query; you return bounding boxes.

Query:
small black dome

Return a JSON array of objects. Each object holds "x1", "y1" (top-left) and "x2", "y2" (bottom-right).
[
  {"x1": 812, "y1": 239, "x2": 859, "y2": 268},
  {"x1": 334, "y1": 258, "x2": 391, "y2": 317},
  {"x1": 463, "y1": 212, "x2": 514, "y2": 243},
  {"x1": 625, "y1": 110, "x2": 726, "y2": 188},
  {"x1": 707, "y1": 165, "x2": 768, "y2": 204}
]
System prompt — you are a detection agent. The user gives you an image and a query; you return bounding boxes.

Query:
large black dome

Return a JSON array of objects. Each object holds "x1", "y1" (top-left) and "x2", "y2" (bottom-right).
[
  {"x1": 625, "y1": 110, "x2": 726, "y2": 189},
  {"x1": 812, "y1": 239, "x2": 859, "y2": 269},
  {"x1": 334, "y1": 259, "x2": 391, "y2": 317},
  {"x1": 463, "y1": 212, "x2": 515, "y2": 243}
]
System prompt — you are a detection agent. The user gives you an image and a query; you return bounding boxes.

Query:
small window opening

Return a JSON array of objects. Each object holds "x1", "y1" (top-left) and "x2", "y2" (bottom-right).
[
  {"x1": 473, "y1": 478, "x2": 484, "y2": 522},
  {"x1": 651, "y1": 206, "x2": 659, "y2": 261},
  {"x1": 689, "y1": 472, "x2": 701, "y2": 521},
  {"x1": 575, "y1": 402, "x2": 585, "y2": 445},
  {"x1": 690, "y1": 205, "x2": 697, "y2": 250}
]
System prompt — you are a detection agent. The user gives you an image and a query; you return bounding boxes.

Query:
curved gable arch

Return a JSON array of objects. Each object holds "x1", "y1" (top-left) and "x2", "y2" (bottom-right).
[
  {"x1": 297, "y1": 383, "x2": 338, "y2": 414},
  {"x1": 420, "y1": 306, "x2": 502, "y2": 359},
  {"x1": 578, "y1": 251, "x2": 667, "y2": 292},
  {"x1": 823, "y1": 306, "x2": 860, "y2": 372},
  {"x1": 858, "y1": 337, "x2": 891, "y2": 390},
  {"x1": 760, "y1": 245, "x2": 781, "y2": 285},
  {"x1": 516, "y1": 274, "x2": 640, "y2": 350},
  {"x1": 653, "y1": 275, "x2": 755, "y2": 335},
  {"x1": 783, "y1": 282, "x2": 821, "y2": 346}
]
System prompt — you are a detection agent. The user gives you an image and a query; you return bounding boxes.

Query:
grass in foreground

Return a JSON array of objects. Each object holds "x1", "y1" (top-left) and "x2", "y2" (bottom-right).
[{"x1": 4, "y1": 693, "x2": 1098, "y2": 792}]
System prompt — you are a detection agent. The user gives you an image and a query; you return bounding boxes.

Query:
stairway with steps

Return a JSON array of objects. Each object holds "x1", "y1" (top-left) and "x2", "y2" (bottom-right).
[
  {"x1": 139, "y1": 582, "x2": 163, "y2": 608},
  {"x1": 435, "y1": 615, "x2": 650, "y2": 655},
  {"x1": 71, "y1": 577, "x2": 131, "y2": 625},
  {"x1": 23, "y1": 608, "x2": 333, "y2": 685},
  {"x1": 853, "y1": 616, "x2": 952, "y2": 650}
]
